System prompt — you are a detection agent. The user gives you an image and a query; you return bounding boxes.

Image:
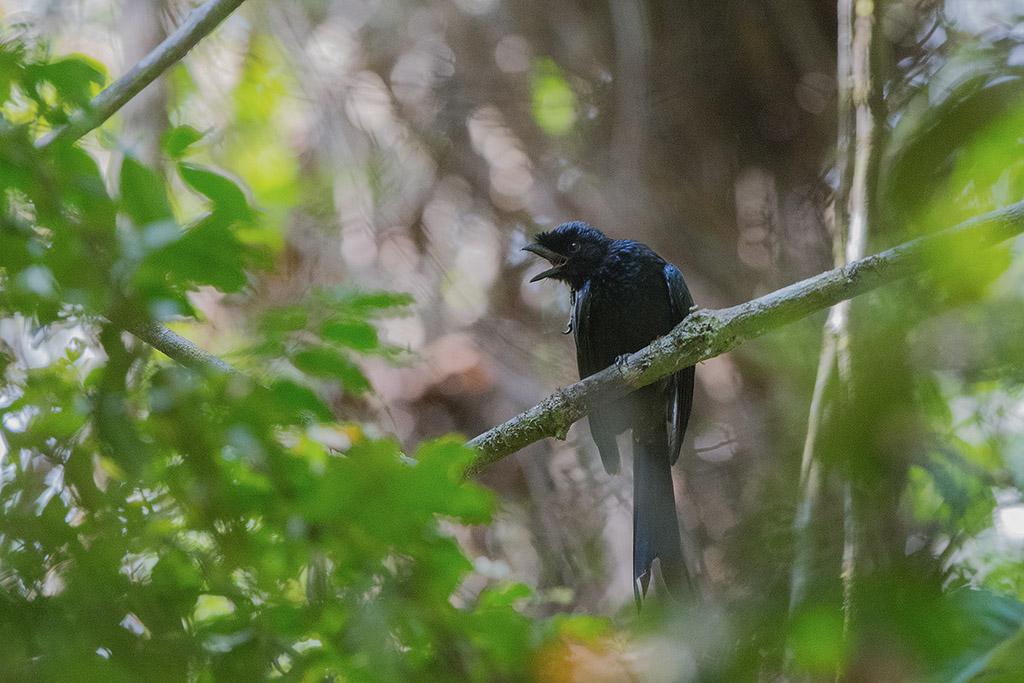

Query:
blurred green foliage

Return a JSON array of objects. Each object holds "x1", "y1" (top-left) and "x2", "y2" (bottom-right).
[
  {"x1": 531, "y1": 59, "x2": 577, "y2": 137},
  {"x1": 769, "y1": 32, "x2": 1024, "y2": 683},
  {"x1": 0, "y1": 40, "x2": 608, "y2": 682}
]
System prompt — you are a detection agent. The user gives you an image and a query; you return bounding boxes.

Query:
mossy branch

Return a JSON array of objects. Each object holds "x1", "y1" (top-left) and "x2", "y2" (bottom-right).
[{"x1": 464, "y1": 200, "x2": 1024, "y2": 475}]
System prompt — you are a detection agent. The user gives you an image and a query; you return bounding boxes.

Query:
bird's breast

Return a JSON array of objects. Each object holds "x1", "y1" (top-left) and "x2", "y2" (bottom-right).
[{"x1": 582, "y1": 272, "x2": 677, "y2": 369}]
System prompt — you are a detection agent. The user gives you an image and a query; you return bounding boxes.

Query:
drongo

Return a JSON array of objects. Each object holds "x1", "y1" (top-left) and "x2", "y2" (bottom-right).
[{"x1": 524, "y1": 221, "x2": 696, "y2": 602}]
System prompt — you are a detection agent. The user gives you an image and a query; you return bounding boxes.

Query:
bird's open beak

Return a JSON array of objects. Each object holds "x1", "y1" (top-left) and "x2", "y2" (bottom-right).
[{"x1": 522, "y1": 243, "x2": 566, "y2": 282}]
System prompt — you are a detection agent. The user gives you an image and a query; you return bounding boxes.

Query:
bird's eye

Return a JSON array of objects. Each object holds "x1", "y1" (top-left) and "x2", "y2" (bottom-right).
[{"x1": 569, "y1": 241, "x2": 580, "y2": 254}]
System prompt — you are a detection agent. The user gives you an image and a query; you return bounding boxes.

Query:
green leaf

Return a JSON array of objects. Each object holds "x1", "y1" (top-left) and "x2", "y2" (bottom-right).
[
  {"x1": 53, "y1": 146, "x2": 116, "y2": 227},
  {"x1": 411, "y1": 438, "x2": 493, "y2": 523},
  {"x1": 161, "y1": 125, "x2": 205, "y2": 159},
  {"x1": 120, "y1": 156, "x2": 174, "y2": 225},
  {"x1": 292, "y1": 345, "x2": 370, "y2": 394},
  {"x1": 321, "y1": 319, "x2": 378, "y2": 351},
  {"x1": 324, "y1": 288, "x2": 414, "y2": 316},
  {"x1": 151, "y1": 550, "x2": 203, "y2": 612},
  {"x1": 479, "y1": 582, "x2": 531, "y2": 608},
  {"x1": 143, "y1": 213, "x2": 251, "y2": 292},
  {"x1": 972, "y1": 627, "x2": 1024, "y2": 683},
  {"x1": 178, "y1": 162, "x2": 251, "y2": 221},
  {"x1": 269, "y1": 379, "x2": 333, "y2": 422},
  {"x1": 937, "y1": 590, "x2": 1024, "y2": 683},
  {"x1": 259, "y1": 306, "x2": 308, "y2": 335},
  {"x1": 36, "y1": 54, "x2": 107, "y2": 107},
  {"x1": 788, "y1": 606, "x2": 847, "y2": 674}
]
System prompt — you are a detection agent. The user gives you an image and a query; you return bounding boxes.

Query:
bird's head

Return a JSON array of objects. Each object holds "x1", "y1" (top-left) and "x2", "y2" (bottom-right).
[{"x1": 522, "y1": 222, "x2": 609, "y2": 289}]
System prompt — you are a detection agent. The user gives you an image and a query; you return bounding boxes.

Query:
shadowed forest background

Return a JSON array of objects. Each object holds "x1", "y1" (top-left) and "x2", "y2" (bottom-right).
[{"x1": 3, "y1": 0, "x2": 1024, "y2": 680}]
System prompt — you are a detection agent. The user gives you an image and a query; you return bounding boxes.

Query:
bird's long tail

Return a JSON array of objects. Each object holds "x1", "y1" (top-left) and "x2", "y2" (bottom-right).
[{"x1": 633, "y1": 426, "x2": 692, "y2": 605}]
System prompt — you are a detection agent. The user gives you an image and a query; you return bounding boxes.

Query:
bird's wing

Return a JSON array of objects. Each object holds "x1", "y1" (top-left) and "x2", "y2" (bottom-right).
[
  {"x1": 572, "y1": 280, "x2": 595, "y2": 375},
  {"x1": 573, "y1": 280, "x2": 621, "y2": 474},
  {"x1": 665, "y1": 264, "x2": 695, "y2": 465}
]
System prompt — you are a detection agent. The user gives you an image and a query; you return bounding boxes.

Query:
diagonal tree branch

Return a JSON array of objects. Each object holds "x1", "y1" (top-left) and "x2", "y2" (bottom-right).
[
  {"x1": 114, "y1": 314, "x2": 244, "y2": 377},
  {"x1": 37, "y1": 0, "x2": 249, "y2": 149},
  {"x1": 465, "y1": 200, "x2": 1024, "y2": 475}
]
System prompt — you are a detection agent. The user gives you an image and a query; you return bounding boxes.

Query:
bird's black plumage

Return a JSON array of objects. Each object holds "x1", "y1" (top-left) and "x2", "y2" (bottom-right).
[{"x1": 524, "y1": 222, "x2": 696, "y2": 603}]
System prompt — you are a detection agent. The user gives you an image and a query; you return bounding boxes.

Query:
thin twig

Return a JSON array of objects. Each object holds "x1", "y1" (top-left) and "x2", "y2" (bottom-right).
[
  {"x1": 465, "y1": 199, "x2": 1024, "y2": 473},
  {"x1": 838, "y1": 0, "x2": 877, "y2": 649},
  {"x1": 36, "y1": 0, "x2": 248, "y2": 149},
  {"x1": 788, "y1": 0, "x2": 879, "y2": 636},
  {"x1": 787, "y1": 328, "x2": 837, "y2": 613}
]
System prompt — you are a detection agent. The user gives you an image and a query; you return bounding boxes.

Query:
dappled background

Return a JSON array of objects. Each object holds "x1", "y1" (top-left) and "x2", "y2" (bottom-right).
[{"x1": 5, "y1": 0, "x2": 1024, "y2": 680}]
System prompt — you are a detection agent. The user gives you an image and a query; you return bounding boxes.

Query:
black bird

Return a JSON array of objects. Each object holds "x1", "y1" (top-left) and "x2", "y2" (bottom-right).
[{"x1": 523, "y1": 222, "x2": 696, "y2": 603}]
